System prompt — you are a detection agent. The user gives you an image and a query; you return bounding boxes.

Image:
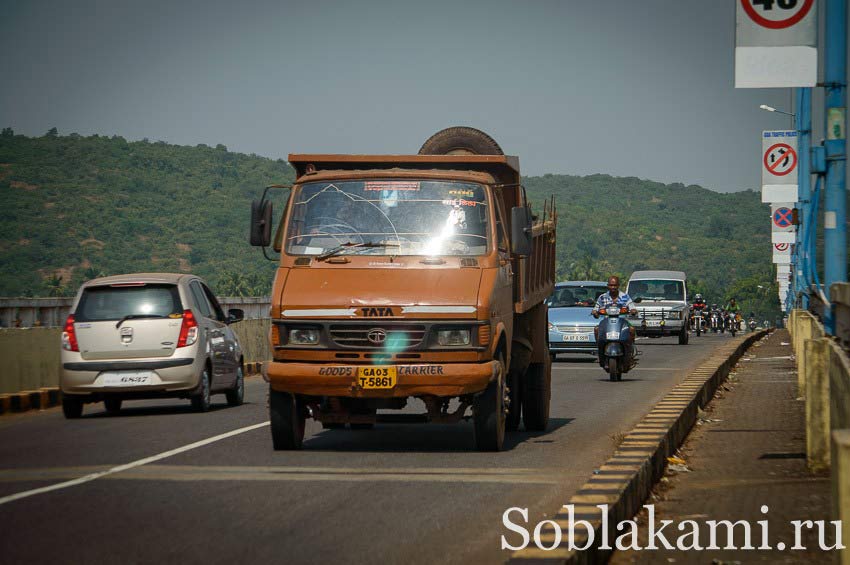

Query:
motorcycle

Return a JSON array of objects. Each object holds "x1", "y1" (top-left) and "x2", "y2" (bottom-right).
[
  {"x1": 726, "y1": 313, "x2": 741, "y2": 336},
  {"x1": 748, "y1": 316, "x2": 758, "y2": 332},
  {"x1": 709, "y1": 309, "x2": 723, "y2": 333},
  {"x1": 691, "y1": 308, "x2": 706, "y2": 336},
  {"x1": 596, "y1": 303, "x2": 636, "y2": 382}
]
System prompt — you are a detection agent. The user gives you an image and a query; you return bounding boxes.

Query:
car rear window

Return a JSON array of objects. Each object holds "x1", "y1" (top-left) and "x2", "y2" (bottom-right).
[{"x1": 75, "y1": 284, "x2": 183, "y2": 322}]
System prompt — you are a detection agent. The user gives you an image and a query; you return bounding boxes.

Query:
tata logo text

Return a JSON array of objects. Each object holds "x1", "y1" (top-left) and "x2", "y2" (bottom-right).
[{"x1": 360, "y1": 307, "x2": 395, "y2": 317}]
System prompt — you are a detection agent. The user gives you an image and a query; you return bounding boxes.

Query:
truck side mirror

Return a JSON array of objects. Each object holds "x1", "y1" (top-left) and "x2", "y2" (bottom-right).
[
  {"x1": 250, "y1": 200, "x2": 273, "y2": 247},
  {"x1": 511, "y1": 206, "x2": 532, "y2": 256}
]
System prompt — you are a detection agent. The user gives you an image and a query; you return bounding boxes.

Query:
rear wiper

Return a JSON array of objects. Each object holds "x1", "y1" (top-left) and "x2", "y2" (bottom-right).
[
  {"x1": 115, "y1": 314, "x2": 168, "y2": 329},
  {"x1": 316, "y1": 241, "x2": 399, "y2": 261}
]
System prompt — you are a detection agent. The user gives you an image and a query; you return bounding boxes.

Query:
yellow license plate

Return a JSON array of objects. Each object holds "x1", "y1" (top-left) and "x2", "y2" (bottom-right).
[{"x1": 357, "y1": 366, "x2": 397, "y2": 389}]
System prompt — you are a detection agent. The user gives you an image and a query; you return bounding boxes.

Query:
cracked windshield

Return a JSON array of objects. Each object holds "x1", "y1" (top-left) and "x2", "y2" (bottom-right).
[{"x1": 285, "y1": 180, "x2": 489, "y2": 256}]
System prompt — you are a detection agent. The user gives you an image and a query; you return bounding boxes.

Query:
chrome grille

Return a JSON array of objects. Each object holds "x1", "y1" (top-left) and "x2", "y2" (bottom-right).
[
  {"x1": 638, "y1": 310, "x2": 674, "y2": 319},
  {"x1": 555, "y1": 325, "x2": 595, "y2": 333},
  {"x1": 329, "y1": 325, "x2": 427, "y2": 349}
]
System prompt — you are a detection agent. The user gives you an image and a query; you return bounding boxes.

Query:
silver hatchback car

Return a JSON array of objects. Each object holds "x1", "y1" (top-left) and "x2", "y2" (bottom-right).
[{"x1": 60, "y1": 273, "x2": 244, "y2": 418}]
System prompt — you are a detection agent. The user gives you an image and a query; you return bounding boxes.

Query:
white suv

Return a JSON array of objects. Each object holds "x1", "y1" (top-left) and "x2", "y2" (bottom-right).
[{"x1": 60, "y1": 273, "x2": 244, "y2": 418}]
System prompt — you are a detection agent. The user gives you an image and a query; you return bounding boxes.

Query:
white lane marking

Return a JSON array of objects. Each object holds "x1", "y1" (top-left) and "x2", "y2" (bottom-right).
[
  {"x1": 0, "y1": 421, "x2": 269, "y2": 506},
  {"x1": 0, "y1": 465, "x2": 560, "y2": 485}
]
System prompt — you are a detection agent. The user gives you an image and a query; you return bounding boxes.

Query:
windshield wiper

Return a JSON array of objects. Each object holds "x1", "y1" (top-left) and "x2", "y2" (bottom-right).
[
  {"x1": 316, "y1": 241, "x2": 400, "y2": 261},
  {"x1": 115, "y1": 314, "x2": 168, "y2": 329}
]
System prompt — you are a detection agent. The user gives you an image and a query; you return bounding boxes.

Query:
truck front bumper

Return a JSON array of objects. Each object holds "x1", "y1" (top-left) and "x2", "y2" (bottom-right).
[{"x1": 265, "y1": 360, "x2": 499, "y2": 398}]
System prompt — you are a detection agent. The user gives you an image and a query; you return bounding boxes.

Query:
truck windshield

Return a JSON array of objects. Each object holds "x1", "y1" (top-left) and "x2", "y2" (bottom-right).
[
  {"x1": 285, "y1": 180, "x2": 489, "y2": 256},
  {"x1": 627, "y1": 280, "x2": 685, "y2": 302}
]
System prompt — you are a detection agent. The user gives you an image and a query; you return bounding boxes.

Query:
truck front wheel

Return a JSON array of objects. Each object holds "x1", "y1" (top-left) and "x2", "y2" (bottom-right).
[
  {"x1": 678, "y1": 326, "x2": 689, "y2": 345},
  {"x1": 473, "y1": 353, "x2": 506, "y2": 451},
  {"x1": 270, "y1": 387, "x2": 306, "y2": 450},
  {"x1": 522, "y1": 355, "x2": 551, "y2": 431}
]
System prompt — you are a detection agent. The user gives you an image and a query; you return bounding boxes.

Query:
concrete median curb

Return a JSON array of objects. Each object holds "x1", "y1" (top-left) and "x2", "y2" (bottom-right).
[
  {"x1": 508, "y1": 329, "x2": 770, "y2": 564},
  {"x1": 0, "y1": 363, "x2": 266, "y2": 417}
]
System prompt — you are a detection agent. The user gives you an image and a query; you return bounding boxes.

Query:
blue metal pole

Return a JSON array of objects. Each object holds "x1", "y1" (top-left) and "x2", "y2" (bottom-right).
[
  {"x1": 823, "y1": 0, "x2": 847, "y2": 334},
  {"x1": 796, "y1": 87, "x2": 812, "y2": 310}
]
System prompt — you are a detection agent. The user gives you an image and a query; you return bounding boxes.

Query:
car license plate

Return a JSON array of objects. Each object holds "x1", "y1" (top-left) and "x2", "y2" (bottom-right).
[
  {"x1": 101, "y1": 371, "x2": 154, "y2": 386},
  {"x1": 357, "y1": 366, "x2": 397, "y2": 389},
  {"x1": 563, "y1": 334, "x2": 591, "y2": 342},
  {"x1": 646, "y1": 320, "x2": 661, "y2": 327}
]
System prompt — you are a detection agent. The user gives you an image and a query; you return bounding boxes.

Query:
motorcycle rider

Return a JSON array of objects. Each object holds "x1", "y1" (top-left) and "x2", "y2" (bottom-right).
[
  {"x1": 709, "y1": 303, "x2": 722, "y2": 332},
  {"x1": 724, "y1": 298, "x2": 742, "y2": 331},
  {"x1": 592, "y1": 276, "x2": 638, "y2": 364},
  {"x1": 690, "y1": 293, "x2": 708, "y2": 331}
]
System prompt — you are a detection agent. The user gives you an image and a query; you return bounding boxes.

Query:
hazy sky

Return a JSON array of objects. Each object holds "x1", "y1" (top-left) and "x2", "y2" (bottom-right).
[{"x1": 0, "y1": 0, "x2": 837, "y2": 192}]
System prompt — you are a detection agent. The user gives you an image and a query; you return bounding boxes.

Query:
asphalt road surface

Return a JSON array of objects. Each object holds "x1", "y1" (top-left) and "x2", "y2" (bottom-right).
[{"x1": 0, "y1": 333, "x2": 740, "y2": 564}]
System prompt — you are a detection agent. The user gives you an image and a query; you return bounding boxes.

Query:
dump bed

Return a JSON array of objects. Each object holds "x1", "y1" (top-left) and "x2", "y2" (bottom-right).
[{"x1": 288, "y1": 154, "x2": 556, "y2": 314}]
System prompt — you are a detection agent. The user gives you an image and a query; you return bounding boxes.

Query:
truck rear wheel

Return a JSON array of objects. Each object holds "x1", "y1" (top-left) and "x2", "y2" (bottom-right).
[
  {"x1": 418, "y1": 127, "x2": 504, "y2": 155},
  {"x1": 505, "y1": 370, "x2": 522, "y2": 432},
  {"x1": 522, "y1": 355, "x2": 551, "y2": 430},
  {"x1": 270, "y1": 387, "x2": 305, "y2": 450},
  {"x1": 473, "y1": 353, "x2": 506, "y2": 451}
]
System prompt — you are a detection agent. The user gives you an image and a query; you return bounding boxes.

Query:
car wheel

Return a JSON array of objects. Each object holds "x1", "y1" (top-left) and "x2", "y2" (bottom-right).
[
  {"x1": 225, "y1": 366, "x2": 244, "y2": 407},
  {"x1": 191, "y1": 369, "x2": 211, "y2": 412},
  {"x1": 270, "y1": 387, "x2": 305, "y2": 450},
  {"x1": 62, "y1": 395, "x2": 83, "y2": 419},
  {"x1": 473, "y1": 352, "x2": 506, "y2": 451},
  {"x1": 104, "y1": 397, "x2": 122, "y2": 414}
]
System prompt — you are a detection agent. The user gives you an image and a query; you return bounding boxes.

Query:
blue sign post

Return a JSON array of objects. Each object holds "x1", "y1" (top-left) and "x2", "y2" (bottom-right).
[{"x1": 823, "y1": 0, "x2": 847, "y2": 334}]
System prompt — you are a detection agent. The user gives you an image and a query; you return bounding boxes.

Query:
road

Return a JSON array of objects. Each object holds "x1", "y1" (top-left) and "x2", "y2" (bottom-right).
[{"x1": 0, "y1": 333, "x2": 737, "y2": 564}]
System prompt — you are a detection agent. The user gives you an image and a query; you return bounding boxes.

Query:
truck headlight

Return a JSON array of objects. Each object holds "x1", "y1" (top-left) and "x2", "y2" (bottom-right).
[
  {"x1": 436, "y1": 329, "x2": 470, "y2": 346},
  {"x1": 668, "y1": 311, "x2": 682, "y2": 320},
  {"x1": 289, "y1": 328, "x2": 320, "y2": 345}
]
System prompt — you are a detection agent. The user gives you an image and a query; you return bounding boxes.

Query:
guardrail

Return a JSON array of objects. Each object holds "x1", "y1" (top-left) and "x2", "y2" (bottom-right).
[
  {"x1": 0, "y1": 318, "x2": 271, "y2": 395},
  {"x1": 789, "y1": 309, "x2": 850, "y2": 560},
  {"x1": 0, "y1": 297, "x2": 271, "y2": 328}
]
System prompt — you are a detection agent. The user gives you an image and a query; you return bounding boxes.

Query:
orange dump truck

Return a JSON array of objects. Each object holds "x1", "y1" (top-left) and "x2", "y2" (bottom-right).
[{"x1": 249, "y1": 127, "x2": 556, "y2": 451}]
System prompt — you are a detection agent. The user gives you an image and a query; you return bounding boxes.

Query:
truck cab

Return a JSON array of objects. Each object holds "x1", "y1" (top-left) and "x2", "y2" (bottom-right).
[{"x1": 250, "y1": 131, "x2": 555, "y2": 451}]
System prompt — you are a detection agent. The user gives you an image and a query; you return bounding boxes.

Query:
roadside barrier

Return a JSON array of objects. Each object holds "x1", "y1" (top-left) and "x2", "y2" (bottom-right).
[
  {"x1": 0, "y1": 319, "x2": 271, "y2": 415},
  {"x1": 789, "y1": 299, "x2": 850, "y2": 565}
]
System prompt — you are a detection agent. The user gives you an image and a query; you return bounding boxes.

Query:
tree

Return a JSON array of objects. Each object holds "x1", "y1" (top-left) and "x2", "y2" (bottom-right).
[
  {"x1": 45, "y1": 127, "x2": 58, "y2": 137},
  {"x1": 1, "y1": 127, "x2": 13, "y2": 137},
  {"x1": 45, "y1": 274, "x2": 66, "y2": 297}
]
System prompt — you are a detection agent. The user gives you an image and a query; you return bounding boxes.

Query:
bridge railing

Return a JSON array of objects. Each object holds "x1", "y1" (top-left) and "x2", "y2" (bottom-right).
[
  {"x1": 0, "y1": 297, "x2": 271, "y2": 328},
  {"x1": 789, "y1": 307, "x2": 850, "y2": 555}
]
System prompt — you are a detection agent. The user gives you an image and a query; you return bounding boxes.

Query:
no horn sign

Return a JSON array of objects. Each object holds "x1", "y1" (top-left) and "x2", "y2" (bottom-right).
[{"x1": 764, "y1": 143, "x2": 797, "y2": 176}]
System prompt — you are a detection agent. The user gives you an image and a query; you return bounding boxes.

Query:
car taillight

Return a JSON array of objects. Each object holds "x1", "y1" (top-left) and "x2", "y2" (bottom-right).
[
  {"x1": 61, "y1": 315, "x2": 79, "y2": 352},
  {"x1": 177, "y1": 309, "x2": 199, "y2": 347}
]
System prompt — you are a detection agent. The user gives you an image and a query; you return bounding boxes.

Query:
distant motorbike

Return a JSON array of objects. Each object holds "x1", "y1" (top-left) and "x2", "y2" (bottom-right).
[
  {"x1": 596, "y1": 304, "x2": 636, "y2": 382},
  {"x1": 691, "y1": 308, "x2": 706, "y2": 336},
  {"x1": 709, "y1": 309, "x2": 723, "y2": 333},
  {"x1": 726, "y1": 313, "x2": 742, "y2": 336},
  {"x1": 748, "y1": 316, "x2": 757, "y2": 332}
]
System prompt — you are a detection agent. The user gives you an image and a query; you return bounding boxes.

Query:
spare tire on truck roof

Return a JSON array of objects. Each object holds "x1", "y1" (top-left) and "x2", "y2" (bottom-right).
[{"x1": 418, "y1": 126, "x2": 504, "y2": 156}]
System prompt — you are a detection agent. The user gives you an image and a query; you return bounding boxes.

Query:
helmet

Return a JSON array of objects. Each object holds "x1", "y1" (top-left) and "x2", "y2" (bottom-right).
[
  {"x1": 695, "y1": 294, "x2": 703, "y2": 301},
  {"x1": 711, "y1": 303, "x2": 717, "y2": 309}
]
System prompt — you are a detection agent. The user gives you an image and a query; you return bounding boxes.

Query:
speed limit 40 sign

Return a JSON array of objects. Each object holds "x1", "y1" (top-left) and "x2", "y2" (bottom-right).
[{"x1": 735, "y1": 0, "x2": 817, "y2": 88}]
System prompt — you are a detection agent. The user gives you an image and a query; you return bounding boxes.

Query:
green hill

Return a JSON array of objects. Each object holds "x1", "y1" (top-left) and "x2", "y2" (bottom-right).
[{"x1": 0, "y1": 130, "x2": 781, "y2": 319}]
